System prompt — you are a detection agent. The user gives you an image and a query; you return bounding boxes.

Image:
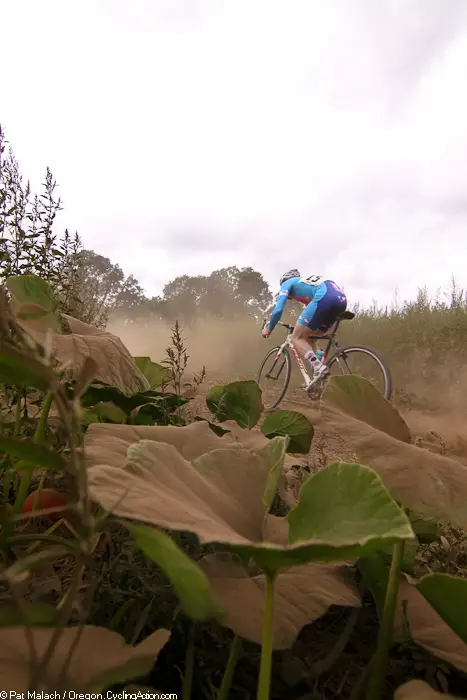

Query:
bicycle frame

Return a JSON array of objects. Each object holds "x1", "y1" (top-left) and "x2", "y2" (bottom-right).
[
  {"x1": 272, "y1": 315, "x2": 347, "y2": 388},
  {"x1": 274, "y1": 327, "x2": 313, "y2": 388}
]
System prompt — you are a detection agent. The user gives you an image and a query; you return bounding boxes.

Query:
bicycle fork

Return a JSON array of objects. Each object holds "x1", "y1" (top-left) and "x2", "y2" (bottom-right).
[
  {"x1": 266, "y1": 341, "x2": 313, "y2": 389},
  {"x1": 265, "y1": 342, "x2": 289, "y2": 381}
]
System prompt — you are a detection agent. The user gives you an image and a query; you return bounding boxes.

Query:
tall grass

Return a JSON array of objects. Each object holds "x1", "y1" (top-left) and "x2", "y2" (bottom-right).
[{"x1": 339, "y1": 281, "x2": 467, "y2": 410}]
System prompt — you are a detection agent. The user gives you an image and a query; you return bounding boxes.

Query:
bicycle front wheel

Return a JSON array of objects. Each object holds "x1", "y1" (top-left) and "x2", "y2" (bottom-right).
[
  {"x1": 256, "y1": 345, "x2": 292, "y2": 410},
  {"x1": 327, "y1": 345, "x2": 392, "y2": 400}
]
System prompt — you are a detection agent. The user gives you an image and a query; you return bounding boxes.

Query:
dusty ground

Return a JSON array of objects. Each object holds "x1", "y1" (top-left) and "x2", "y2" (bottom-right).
[
  {"x1": 188, "y1": 368, "x2": 464, "y2": 468},
  {"x1": 111, "y1": 314, "x2": 467, "y2": 467}
]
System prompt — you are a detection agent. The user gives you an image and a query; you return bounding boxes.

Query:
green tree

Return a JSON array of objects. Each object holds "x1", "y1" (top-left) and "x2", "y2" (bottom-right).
[
  {"x1": 161, "y1": 266, "x2": 272, "y2": 322},
  {"x1": 73, "y1": 250, "x2": 147, "y2": 327}
]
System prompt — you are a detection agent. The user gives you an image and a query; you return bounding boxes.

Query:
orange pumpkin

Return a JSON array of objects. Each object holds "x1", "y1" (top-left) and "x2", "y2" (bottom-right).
[{"x1": 22, "y1": 489, "x2": 66, "y2": 522}]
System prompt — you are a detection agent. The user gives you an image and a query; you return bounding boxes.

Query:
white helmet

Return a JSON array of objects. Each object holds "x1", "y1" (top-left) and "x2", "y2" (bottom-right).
[{"x1": 280, "y1": 269, "x2": 300, "y2": 285}]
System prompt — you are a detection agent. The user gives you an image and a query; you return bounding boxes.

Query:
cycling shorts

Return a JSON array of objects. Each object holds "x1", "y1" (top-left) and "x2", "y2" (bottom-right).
[{"x1": 297, "y1": 281, "x2": 347, "y2": 331}]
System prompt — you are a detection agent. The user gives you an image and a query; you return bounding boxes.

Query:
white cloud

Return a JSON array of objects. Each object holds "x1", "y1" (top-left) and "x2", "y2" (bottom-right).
[{"x1": 2, "y1": 0, "x2": 467, "y2": 305}]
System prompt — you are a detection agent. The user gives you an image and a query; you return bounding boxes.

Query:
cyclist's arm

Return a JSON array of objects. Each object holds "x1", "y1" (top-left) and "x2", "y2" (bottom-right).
[{"x1": 268, "y1": 288, "x2": 289, "y2": 331}]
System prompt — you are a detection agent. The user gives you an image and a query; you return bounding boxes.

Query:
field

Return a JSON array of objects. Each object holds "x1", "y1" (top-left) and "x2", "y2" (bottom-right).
[{"x1": 2, "y1": 275, "x2": 467, "y2": 700}]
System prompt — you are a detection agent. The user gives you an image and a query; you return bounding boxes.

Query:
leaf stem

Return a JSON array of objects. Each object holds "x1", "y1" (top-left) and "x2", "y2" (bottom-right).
[
  {"x1": 34, "y1": 390, "x2": 54, "y2": 445},
  {"x1": 12, "y1": 390, "x2": 54, "y2": 517},
  {"x1": 366, "y1": 541, "x2": 405, "y2": 700},
  {"x1": 217, "y1": 635, "x2": 242, "y2": 700},
  {"x1": 182, "y1": 623, "x2": 196, "y2": 700},
  {"x1": 13, "y1": 391, "x2": 22, "y2": 437},
  {"x1": 257, "y1": 570, "x2": 275, "y2": 700}
]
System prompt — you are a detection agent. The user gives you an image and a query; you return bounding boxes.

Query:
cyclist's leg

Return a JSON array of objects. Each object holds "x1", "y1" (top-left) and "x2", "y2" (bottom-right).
[
  {"x1": 292, "y1": 284, "x2": 347, "y2": 374},
  {"x1": 291, "y1": 321, "x2": 324, "y2": 357}
]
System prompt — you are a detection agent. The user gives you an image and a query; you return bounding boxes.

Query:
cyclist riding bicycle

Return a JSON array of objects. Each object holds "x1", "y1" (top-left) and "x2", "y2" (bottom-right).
[{"x1": 262, "y1": 269, "x2": 348, "y2": 385}]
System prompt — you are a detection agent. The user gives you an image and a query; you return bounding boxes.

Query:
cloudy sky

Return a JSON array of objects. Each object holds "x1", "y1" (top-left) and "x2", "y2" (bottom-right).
[{"x1": 2, "y1": 0, "x2": 467, "y2": 306}]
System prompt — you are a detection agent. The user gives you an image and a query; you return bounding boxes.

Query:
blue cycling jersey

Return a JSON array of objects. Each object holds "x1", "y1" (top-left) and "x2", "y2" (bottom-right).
[{"x1": 269, "y1": 275, "x2": 342, "y2": 331}]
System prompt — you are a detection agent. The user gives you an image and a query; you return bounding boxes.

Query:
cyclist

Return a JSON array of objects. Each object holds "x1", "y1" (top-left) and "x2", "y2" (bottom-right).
[{"x1": 262, "y1": 269, "x2": 347, "y2": 385}]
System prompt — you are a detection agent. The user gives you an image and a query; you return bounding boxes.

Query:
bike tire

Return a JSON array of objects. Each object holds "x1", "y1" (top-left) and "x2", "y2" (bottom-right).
[
  {"x1": 256, "y1": 345, "x2": 292, "y2": 410},
  {"x1": 327, "y1": 344, "x2": 393, "y2": 401}
]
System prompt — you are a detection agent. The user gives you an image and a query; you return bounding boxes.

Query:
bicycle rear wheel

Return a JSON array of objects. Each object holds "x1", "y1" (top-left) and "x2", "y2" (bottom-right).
[
  {"x1": 327, "y1": 345, "x2": 392, "y2": 400},
  {"x1": 256, "y1": 346, "x2": 292, "y2": 410}
]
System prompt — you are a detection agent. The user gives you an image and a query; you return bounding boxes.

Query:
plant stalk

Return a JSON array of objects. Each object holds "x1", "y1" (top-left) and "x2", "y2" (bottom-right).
[
  {"x1": 257, "y1": 571, "x2": 276, "y2": 700},
  {"x1": 13, "y1": 391, "x2": 22, "y2": 437},
  {"x1": 182, "y1": 623, "x2": 196, "y2": 700},
  {"x1": 217, "y1": 635, "x2": 242, "y2": 700},
  {"x1": 365, "y1": 541, "x2": 405, "y2": 700},
  {"x1": 34, "y1": 390, "x2": 54, "y2": 445},
  {"x1": 12, "y1": 390, "x2": 54, "y2": 517}
]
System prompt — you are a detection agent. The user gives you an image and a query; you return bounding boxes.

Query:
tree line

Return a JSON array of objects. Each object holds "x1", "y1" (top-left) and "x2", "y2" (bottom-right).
[{"x1": 0, "y1": 124, "x2": 273, "y2": 328}]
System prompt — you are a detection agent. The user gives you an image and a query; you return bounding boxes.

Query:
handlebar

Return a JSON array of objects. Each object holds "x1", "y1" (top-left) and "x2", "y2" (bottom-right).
[
  {"x1": 277, "y1": 321, "x2": 294, "y2": 332},
  {"x1": 261, "y1": 316, "x2": 294, "y2": 332}
]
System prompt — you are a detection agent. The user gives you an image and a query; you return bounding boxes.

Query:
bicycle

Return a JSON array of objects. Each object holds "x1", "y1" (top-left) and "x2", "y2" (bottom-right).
[{"x1": 256, "y1": 310, "x2": 392, "y2": 410}]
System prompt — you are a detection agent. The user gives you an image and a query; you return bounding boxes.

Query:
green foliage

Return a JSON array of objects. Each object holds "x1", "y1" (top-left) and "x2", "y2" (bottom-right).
[
  {"x1": 0, "y1": 602, "x2": 59, "y2": 627},
  {"x1": 416, "y1": 574, "x2": 467, "y2": 644},
  {"x1": 287, "y1": 462, "x2": 414, "y2": 560},
  {"x1": 260, "y1": 410, "x2": 314, "y2": 454},
  {"x1": 205, "y1": 380, "x2": 315, "y2": 456},
  {"x1": 133, "y1": 356, "x2": 171, "y2": 389},
  {"x1": 6, "y1": 275, "x2": 62, "y2": 332},
  {"x1": 206, "y1": 379, "x2": 263, "y2": 429},
  {"x1": 0, "y1": 343, "x2": 51, "y2": 390},
  {"x1": 0, "y1": 434, "x2": 65, "y2": 470},
  {"x1": 80, "y1": 382, "x2": 188, "y2": 426},
  {"x1": 125, "y1": 523, "x2": 223, "y2": 621}
]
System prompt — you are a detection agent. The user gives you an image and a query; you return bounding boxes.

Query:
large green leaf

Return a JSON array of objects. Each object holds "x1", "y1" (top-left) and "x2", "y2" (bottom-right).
[
  {"x1": 133, "y1": 357, "x2": 171, "y2": 389},
  {"x1": 0, "y1": 625, "x2": 170, "y2": 692},
  {"x1": 88, "y1": 435, "x2": 413, "y2": 574},
  {"x1": 261, "y1": 436, "x2": 289, "y2": 514},
  {"x1": 321, "y1": 375, "x2": 467, "y2": 532},
  {"x1": 321, "y1": 374, "x2": 411, "y2": 442},
  {"x1": 85, "y1": 402, "x2": 127, "y2": 424},
  {"x1": 206, "y1": 380, "x2": 263, "y2": 429},
  {"x1": 0, "y1": 602, "x2": 58, "y2": 627},
  {"x1": 416, "y1": 573, "x2": 467, "y2": 645},
  {"x1": 0, "y1": 343, "x2": 51, "y2": 390},
  {"x1": 6, "y1": 275, "x2": 62, "y2": 333},
  {"x1": 261, "y1": 410, "x2": 314, "y2": 454},
  {"x1": 125, "y1": 523, "x2": 223, "y2": 621},
  {"x1": 0, "y1": 435, "x2": 66, "y2": 471},
  {"x1": 199, "y1": 552, "x2": 359, "y2": 649},
  {"x1": 407, "y1": 512, "x2": 440, "y2": 544},
  {"x1": 287, "y1": 461, "x2": 414, "y2": 559}
]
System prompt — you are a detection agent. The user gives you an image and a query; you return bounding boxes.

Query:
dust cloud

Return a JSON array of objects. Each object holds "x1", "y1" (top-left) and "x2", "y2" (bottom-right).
[
  {"x1": 107, "y1": 313, "x2": 267, "y2": 379},
  {"x1": 109, "y1": 312, "x2": 467, "y2": 463}
]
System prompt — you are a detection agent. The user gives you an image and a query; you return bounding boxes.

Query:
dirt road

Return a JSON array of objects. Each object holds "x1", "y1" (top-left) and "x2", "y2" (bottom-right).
[{"x1": 190, "y1": 371, "x2": 467, "y2": 469}]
